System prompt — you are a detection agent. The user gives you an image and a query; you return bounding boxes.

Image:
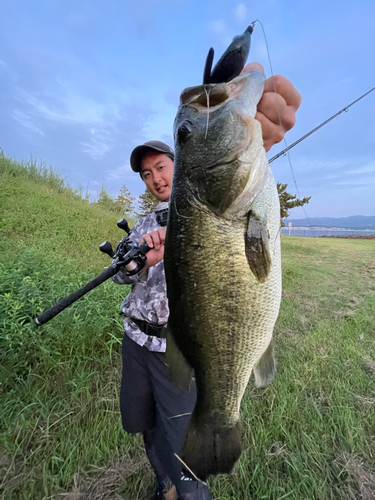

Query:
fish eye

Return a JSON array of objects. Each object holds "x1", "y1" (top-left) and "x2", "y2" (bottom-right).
[{"x1": 177, "y1": 120, "x2": 193, "y2": 143}]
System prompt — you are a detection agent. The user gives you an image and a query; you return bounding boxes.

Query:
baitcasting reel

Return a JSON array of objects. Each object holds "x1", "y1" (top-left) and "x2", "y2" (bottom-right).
[
  {"x1": 99, "y1": 207, "x2": 169, "y2": 276},
  {"x1": 99, "y1": 218, "x2": 151, "y2": 276}
]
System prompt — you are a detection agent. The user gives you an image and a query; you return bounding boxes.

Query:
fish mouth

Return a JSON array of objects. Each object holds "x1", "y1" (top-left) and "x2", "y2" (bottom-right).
[
  {"x1": 180, "y1": 82, "x2": 230, "y2": 109},
  {"x1": 178, "y1": 72, "x2": 265, "y2": 134},
  {"x1": 179, "y1": 71, "x2": 259, "y2": 110}
]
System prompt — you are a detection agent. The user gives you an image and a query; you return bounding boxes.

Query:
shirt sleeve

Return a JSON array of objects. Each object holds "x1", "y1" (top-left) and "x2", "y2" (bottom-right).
[{"x1": 111, "y1": 266, "x2": 148, "y2": 284}]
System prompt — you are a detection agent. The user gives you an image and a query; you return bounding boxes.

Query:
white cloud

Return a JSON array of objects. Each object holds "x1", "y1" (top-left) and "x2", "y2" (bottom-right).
[
  {"x1": 12, "y1": 109, "x2": 44, "y2": 136},
  {"x1": 16, "y1": 87, "x2": 115, "y2": 159},
  {"x1": 210, "y1": 19, "x2": 228, "y2": 35},
  {"x1": 81, "y1": 139, "x2": 111, "y2": 159},
  {"x1": 234, "y1": 3, "x2": 247, "y2": 22},
  {"x1": 106, "y1": 162, "x2": 133, "y2": 180},
  {"x1": 17, "y1": 85, "x2": 105, "y2": 125},
  {"x1": 280, "y1": 155, "x2": 375, "y2": 194},
  {"x1": 80, "y1": 126, "x2": 115, "y2": 160}
]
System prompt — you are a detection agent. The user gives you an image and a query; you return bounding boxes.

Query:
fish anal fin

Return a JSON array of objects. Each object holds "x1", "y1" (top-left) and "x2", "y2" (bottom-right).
[
  {"x1": 166, "y1": 329, "x2": 193, "y2": 392},
  {"x1": 245, "y1": 213, "x2": 272, "y2": 283}
]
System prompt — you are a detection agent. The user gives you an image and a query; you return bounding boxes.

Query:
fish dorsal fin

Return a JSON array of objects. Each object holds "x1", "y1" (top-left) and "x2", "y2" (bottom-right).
[
  {"x1": 245, "y1": 212, "x2": 272, "y2": 283},
  {"x1": 166, "y1": 329, "x2": 193, "y2": 392}
]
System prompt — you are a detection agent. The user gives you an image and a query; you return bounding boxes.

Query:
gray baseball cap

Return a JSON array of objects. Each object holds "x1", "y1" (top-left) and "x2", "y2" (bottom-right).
[{"x1": 130, "y1": 140, "x2": 174, "y2": 173}]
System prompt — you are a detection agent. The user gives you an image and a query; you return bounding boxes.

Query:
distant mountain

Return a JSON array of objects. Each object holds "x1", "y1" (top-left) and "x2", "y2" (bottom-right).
[{"x1": 286, "y1": 215, "x2": 375, "y2": 230}]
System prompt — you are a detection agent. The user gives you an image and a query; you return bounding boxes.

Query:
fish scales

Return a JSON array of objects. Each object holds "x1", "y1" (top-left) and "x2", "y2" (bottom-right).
[{"x1": 164, "y1": 71, "x2": 282, "y2": 480}]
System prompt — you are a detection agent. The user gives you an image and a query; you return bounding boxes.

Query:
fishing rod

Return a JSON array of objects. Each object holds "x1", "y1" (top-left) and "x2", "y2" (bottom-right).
[
  {"x1": 269, "y1": 86, "x2": 375, "y2": 164},
  {"x1": 34, "y1": 218, "x2": 152, "y2": 326},
  {"x1": 34, "y1": 207, "x2": 170, "y2": 326}
]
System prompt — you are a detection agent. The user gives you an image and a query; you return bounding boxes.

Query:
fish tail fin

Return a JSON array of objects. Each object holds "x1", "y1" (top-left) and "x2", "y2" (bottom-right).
[
  {"x1": 253, "y1": 341, "x2": 276, "y2": 387},
  {"x1": 180, "y1": 417, "x2": 242, "y2": 480}
]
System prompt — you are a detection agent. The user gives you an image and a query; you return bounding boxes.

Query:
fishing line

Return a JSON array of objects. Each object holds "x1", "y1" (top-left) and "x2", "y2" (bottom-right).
[
  {"x1": 204, "y1": 85, "x2": 211, "y2": 139},
  {"x1": 174, "y1": 453, "x2": 207, "y2": 485},
  {"x1": 251, "y1": 19, "x2": 310, "y2": 224}
]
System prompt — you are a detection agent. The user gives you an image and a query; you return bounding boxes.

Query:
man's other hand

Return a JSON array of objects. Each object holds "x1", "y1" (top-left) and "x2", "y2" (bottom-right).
[
  {"x1": 242, "y1": 62, "x2": 302, "y2": 152},
  {"x1": 140, "y1": 227, "x2": 166, "y2": 270}
]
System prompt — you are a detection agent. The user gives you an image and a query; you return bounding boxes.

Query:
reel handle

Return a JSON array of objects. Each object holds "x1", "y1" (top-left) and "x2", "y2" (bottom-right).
[
  {"x1": 99, "y1": 241, "x2": 115, "y2": 258},
  {"x1": 117, "y1": 218, "x2": 131, "y2": 234}
]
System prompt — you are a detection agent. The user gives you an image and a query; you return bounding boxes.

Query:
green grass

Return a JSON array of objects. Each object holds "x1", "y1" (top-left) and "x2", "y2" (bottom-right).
[
  {"x1": 0, "y1": 154, "x2": 134, "y2": 268},
  {"x1": 1, "y1": 155, "x2": 375, "y2": 499}
]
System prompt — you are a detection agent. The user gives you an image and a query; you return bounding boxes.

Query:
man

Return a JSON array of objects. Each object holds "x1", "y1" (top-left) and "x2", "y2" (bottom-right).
[{"x1": 112, "y1": 63, "x2": 301, "y2": 500}]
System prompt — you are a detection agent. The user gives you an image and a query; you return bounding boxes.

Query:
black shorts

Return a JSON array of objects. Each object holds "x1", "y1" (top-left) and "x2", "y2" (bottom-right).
[{"x1": 120, "y1": 333, "x2": 197, "y2": 452}]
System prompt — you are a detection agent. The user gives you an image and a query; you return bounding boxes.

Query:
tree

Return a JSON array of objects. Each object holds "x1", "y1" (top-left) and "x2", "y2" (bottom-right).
[
  {"x1": 113, "y1": 184, "x2": 136, "y2": 215},
  {"x1": 137, "y1": 188, "x2": 159, "y2": 216},
  {"x1": 96, "y1": 186, "x2": 116, "y2": 211},
  {"x1": 277, "y1": 182, "x2": 311, "y2": 226}
]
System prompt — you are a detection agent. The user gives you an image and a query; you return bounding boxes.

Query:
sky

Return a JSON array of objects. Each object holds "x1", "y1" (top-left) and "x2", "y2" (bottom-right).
[{"x1": 1, "y1": 0, "x2": 374, "y2": 218}]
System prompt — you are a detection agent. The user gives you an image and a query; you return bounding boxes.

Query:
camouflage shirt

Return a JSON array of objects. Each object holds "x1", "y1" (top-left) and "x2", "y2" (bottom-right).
[{"x1": 112, "y1": 201, "x2": 169, "y2": 352}]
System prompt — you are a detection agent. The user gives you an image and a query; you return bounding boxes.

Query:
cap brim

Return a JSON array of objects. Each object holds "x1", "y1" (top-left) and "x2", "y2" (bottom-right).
[{"x1": 130, "y1": 144, "x2": 168, "y2": 173}]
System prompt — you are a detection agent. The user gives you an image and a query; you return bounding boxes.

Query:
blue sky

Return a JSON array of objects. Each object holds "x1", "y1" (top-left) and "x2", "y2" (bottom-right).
[{"x1": 1, "y1": 0, "x2": 374, "y2": 217}]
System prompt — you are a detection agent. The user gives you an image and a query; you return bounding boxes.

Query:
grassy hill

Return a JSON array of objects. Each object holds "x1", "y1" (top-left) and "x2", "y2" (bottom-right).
[{"x1": 1, "y1": 154, "x2": 375, "y2": 499}]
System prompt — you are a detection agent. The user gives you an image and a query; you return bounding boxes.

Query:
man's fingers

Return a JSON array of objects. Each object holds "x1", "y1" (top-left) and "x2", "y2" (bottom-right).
[
  {"x1": 255, "y1": 113, "x2": 285, "y2": 152},
  {"x1": 241, "y1": 62, "x2": 265, "y2": 74},
  {"x1": 157, "y1": 227, "x2": 167, "y2": 245},
  {"x1": 237, "y1": 68, "x2": 301, "y2": 151},
  {"x1": 152, "y1": 232, "x2": 161, "y2": 250},
  {"x1": 140, "y1": 228, "x2": 166, "y2": 250},
  {"x1": 140, "y1": 234, "x2": 154, "y2": 248},
  {"x1": 257, "y1": 92, "x2": 287, "y2": 126},
  {"x1": 263, "y1": 74, "x2": 302, "y2": 111},
  {"x1": 257, "y1": 92, "x2": 297, "y2": 132}
]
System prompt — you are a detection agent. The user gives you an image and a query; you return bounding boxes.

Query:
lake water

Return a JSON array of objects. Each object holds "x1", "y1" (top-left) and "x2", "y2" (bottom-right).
[{"x1": 280, "y1": 228, "x2": 375, "y2": 238}]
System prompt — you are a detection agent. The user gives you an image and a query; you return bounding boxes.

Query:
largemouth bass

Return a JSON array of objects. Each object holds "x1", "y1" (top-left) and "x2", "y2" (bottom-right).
[{"x1": 164, "y1": 70, "x2": 282, "y2": 480}]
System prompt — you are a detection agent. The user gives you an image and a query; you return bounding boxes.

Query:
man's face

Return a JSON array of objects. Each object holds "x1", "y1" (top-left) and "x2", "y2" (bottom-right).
[{"x1": 140, "y1": 152, "x2": 174, "y2": 202}]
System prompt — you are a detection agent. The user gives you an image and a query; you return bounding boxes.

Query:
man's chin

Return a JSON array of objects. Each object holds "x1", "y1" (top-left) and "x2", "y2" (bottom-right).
[{"x1": 155, "y1": 191, "x2": 170, "y2": 202}]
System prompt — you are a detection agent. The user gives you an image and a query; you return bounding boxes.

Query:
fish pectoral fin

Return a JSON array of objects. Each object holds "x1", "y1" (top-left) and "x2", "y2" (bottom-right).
[
  {"x1": 245, "y1": 213, "x2": 272, "y2": 283},
  {"x1": 166, "y1": 329, "x2": 193, "y2": 392},
  {"x1": 253, "y1": 341, "x2": 276, "y2": 387}
]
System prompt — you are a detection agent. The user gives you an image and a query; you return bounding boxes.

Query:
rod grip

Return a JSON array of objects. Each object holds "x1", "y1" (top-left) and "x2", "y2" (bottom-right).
[
  {"x1": 138, "y1": 242, "x2": 152, "y2": 254},
  {"x1": 35, "y1": 266, "x2": 117, "y2": 326}
]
